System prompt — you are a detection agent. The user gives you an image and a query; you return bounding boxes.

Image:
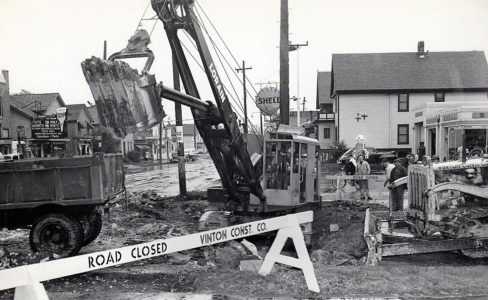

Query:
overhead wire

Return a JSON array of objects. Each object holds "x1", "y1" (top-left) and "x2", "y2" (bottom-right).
[
  {"x1": 191, "y1": 4, "x2": 262, "y2": 137},
  {"x1": 194, "y1": 2, "x2": 271, "y2": 134}
]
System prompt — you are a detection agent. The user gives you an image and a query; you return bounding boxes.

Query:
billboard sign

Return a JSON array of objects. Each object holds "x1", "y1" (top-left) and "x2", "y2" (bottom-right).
[
  {"x1": 256, "y1": 87, "x2": 280, "y2": 116},
  {"x1": 32, "y1": 112, "x2": 68, "y2": 139}
]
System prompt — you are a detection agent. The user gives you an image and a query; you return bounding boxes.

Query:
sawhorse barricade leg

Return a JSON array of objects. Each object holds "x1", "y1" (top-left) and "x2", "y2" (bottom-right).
[
  {"x1": 259, "y1": 223, "x2": 320, "y2": 293},
  {"x1": 14, "y1": 268, "x2": 48, "y2": 300}
]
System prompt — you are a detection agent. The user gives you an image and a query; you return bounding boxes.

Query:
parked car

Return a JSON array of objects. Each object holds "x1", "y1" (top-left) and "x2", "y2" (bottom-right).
[{"x1": 4, "y1": 153, "x2": 24, "y2": 160}]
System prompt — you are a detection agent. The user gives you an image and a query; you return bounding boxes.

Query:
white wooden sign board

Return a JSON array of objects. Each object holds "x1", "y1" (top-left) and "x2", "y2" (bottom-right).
[{"x1": 0, "y1": 211, "x2": 319, "y2": 299}]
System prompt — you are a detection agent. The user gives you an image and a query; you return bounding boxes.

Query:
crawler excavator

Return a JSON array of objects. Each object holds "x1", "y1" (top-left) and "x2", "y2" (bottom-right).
[{"x1": 81, "y1": 0, "x2": 321, "y2": 242}]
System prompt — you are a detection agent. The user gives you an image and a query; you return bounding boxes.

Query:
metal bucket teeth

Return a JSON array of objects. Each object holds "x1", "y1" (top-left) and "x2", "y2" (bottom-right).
[{"x1": 81, "y1": 56, "x2": 164, "y2": 137}]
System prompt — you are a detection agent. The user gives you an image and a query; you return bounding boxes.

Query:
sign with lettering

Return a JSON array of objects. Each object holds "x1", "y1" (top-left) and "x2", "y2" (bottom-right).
[
  {"x1": 176, "y1": 126, "x2": 183, "y2": 143},
  {"x1": 473, "y1": 112, "x2": 488, "y2": 119},
  {"x1": 415, "y1": 111, "x2": 423, "y2": 117},
  {"x1": 256, "y1": 87, "x2": 280, "y2": 116},
  {"x1": 0, "y1": 211, "x2": 319, "y2": 295},
  {"x1": 31, "y1": 114, "x2": 68, "y2": 139},
  {"x1": 442, "y1": 112, "x2": 458, "y2": 122},
  {"x1": 324, "y1": 175, "x2": 384, "y2": 181}
]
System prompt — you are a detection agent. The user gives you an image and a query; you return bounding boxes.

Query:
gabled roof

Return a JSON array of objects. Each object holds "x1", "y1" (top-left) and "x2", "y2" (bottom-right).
[
  {"x1": 331, "y1": 51, "x2": 488, "y2": 95},
  {"x1": 86, "y1": 105, "x2": 100, "y2": 124},
  {"x1": 66, "y1": 104, "x2": 94, "y2": 122},
  {"x1": 316, "y1": 71, "x2": 333, "y2": 107},
  {"x1": 10, "y1": 102, "x2": 36, "y2": 119},
  {"x1": 11, "y1": 93, "x2": 66, "y2": 112}
]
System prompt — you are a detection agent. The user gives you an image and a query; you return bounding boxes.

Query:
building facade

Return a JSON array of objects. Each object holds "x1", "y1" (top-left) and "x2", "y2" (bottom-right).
[
  {"x1": 0, "y1": 70, "x2": 12, "y2": 154},
  {"x1": 315, "y1": 71, "x2": 336, "y2": 160},
  {"x1": 319, "y1": 42, "x2": 488, "y2": 157},
  {"x1": 66, "y1": 104, "x2": 94, "y2": 156},
  {"x1": 412, "y1": 102, "x2": 488, "y2": 161},
  {"x1": 11, "y1": 93, "x2": 67, "y2": 157}
]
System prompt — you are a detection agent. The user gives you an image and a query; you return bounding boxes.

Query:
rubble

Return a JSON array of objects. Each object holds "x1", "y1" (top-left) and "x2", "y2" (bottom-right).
[
  {"x1": 239, "y1": 260, "x2": 262, "y2": 272},
  {"x1": 0, "y1": 247, "x2": 11, "y2": 270},
  {"x1": 329, "y1": 224, "x2": 340, "y2": 232}
]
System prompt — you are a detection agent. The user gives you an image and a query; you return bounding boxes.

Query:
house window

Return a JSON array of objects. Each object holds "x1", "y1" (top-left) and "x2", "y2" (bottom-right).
[
  {"x1": 397, "y1": 124, "x2": 409, "y2": 145},
  {"x1": 2, "y1": 128, "x2": 9, "y2": 139},
  {"x1": 0, "y1": 96, "x2": 3, "y2": 116},
  {"x1": 398, "y1": 94, "x2": 409, "y2": 112},
  {"x1": 323, "y1": 128, "x2": 330, "y2": 139},
  {"x1": 434, "y1": 93, "x2": 445, "y2": 102},
  {"x1": 320, "y1": 103, "x2": 333, "y2": 113}
]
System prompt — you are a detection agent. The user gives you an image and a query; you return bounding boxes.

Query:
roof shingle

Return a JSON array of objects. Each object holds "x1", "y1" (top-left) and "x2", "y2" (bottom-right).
[
  {"x1": 331, "y1": 51, "x2": 488, "y2": 94},
  {"x1": 11, "y1": 93, "x2": 65, "y2": 112}
]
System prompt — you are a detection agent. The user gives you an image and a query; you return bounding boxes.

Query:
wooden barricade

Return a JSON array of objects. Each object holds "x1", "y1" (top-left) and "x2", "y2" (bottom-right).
[{"x1": 0, "y1": 211, "x2": 319, "y2": 299}]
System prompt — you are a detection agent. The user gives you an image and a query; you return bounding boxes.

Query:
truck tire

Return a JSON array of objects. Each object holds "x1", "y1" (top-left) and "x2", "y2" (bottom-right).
[
  {"x1": 29, "y1": 213, "x2": 84, "y2": 257},
  {"x1": 80, "y1": 211, "x2": 103, "y2": 246}
]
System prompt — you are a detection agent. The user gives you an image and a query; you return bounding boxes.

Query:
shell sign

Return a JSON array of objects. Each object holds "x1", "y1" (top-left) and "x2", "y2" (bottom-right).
[{"x1": 256, "y1": 87, "x2": 280, "y2": 116}]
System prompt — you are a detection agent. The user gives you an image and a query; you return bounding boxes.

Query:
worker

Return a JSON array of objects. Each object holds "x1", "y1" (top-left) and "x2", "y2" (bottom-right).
[
  {"x1": 344, "y1": 153, "x2": 357, "y2": 175},
  {"x1": 356, "y1": 154, "x2": 372, "y2": 200},
  {"x1": 382, "y1": 158, "x2": 395, "y2": 187},
  {"x1": 389, "y1": 158, "x2": 408, "y2": 211}
]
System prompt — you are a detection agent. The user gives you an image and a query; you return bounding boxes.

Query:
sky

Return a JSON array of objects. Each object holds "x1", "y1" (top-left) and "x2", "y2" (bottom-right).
[{"x1": 1, "y1": 0, "x2": 488, "y2": 129}]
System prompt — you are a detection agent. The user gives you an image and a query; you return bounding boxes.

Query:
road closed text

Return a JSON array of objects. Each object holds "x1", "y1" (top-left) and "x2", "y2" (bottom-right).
[{"x1": 88, "y1": 241, "x2": 167, "y2": 269}]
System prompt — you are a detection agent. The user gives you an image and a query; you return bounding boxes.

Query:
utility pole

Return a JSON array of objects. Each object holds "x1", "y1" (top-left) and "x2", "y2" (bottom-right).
[
  {"x1": 159, "y1": 121, "x2": 163, "y2": 166},
  {"x1": 302, "y1": 97, "x2": 306, "y2": 112},
  {"x1": 173, "y1": 55, "x2": 187, "y2": 197},
  {"x1": 259, "y1": 113, "x2": 263, "y2": 135},
  {"x1": 236, "y1": 60, "x2": 252, "y2": 134},
  {"x1": 279, "y1": 0, "x2": 289, "y2": 125},
  {"x1": 103, "y1": 40, "x2": 107, "y2": 60}
]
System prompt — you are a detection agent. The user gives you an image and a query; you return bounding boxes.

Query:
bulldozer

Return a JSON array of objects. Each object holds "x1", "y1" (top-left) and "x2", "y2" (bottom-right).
[{"x1": 364, "y1": 154, "x2": 488, "y2": 264}]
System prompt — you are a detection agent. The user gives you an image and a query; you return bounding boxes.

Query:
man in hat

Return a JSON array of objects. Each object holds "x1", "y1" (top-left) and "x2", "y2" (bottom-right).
[{"x1": 389, "y1": 158, "x2": 408, "y2": 211}]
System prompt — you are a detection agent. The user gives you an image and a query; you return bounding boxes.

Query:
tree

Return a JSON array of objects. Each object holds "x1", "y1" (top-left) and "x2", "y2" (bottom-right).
[
  {"x1": 331, "y1": 140, "x2": 348, "y2": 161},
  {"x1": 100, "y1": 127, "x2": 117, "y2": 153}
]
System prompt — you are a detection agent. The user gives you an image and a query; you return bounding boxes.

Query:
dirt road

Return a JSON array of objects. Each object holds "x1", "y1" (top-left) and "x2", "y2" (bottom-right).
[{"x1": 2, "y1": 158, "x2": 488, "y2": 299}]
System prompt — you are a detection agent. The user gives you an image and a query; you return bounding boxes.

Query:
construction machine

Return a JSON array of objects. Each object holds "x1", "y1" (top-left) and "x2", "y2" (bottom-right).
[
  {"x1": 81, "y1": 0, "x2": 320, "y2": 241},
  {"x1": 364, "y1": 154, "x2": 488, "y2": 264}
]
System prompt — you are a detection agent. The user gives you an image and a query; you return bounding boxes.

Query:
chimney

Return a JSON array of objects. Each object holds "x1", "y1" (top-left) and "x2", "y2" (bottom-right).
[{"x1": 417, "y1": 41, "x2": 428, "y2": 58}]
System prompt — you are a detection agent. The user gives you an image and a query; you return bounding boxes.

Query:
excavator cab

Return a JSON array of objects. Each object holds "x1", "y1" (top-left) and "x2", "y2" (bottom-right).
[{"x1": 252, "y1": 126, "x2": 320, "y2": 209}]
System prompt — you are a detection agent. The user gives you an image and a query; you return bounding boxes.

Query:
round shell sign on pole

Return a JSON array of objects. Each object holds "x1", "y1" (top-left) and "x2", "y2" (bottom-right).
[{"x1": 256, "y1": 87, "x2": 280, "y2": 116}]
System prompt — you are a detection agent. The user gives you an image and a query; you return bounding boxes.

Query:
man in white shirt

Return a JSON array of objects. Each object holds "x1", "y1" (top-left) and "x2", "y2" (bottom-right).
[{"x1": 382, "y1": 158, "x2": 395, "y2": 187}]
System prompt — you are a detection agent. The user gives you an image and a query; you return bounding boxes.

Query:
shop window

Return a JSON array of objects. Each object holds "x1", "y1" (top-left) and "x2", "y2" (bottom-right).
[
  {"x1": 323, "y1": 128, "x2": 330, "y2": 139},
  {"x1": 398, "y1": 94, "x2": 409, "y2": 112},
  {"x1": 397, "y1": 124, "x2": 409, "y2": 145},
  {"x1": 435, "y1": 93, "x2": 445, "y2": 102}
]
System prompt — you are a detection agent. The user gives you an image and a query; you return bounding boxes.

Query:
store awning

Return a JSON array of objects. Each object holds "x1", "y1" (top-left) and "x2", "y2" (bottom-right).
[{"x1": 135, "y1": 144, "x2": 151, "y2": 150}]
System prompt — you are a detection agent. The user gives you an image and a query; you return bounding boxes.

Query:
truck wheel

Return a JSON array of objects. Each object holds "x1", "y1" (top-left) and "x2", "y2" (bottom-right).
[
  {"x1": 29, "y1": 213, "x2": 84, "y2": 257},
  {"x1": 80, "y1": 211, "x2": 103, "y2": 246}
]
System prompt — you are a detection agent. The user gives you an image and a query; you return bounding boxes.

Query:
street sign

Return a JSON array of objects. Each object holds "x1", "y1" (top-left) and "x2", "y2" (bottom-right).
[{"x1": 256, "y1": 87, "x2": 280, "y2": 116}]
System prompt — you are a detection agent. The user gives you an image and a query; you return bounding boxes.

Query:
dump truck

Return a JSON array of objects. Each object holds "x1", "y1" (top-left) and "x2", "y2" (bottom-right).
[
  {"x1": 0, "y1": 153, "x2": 125, "y2": 257},
  {"x1": 364, "y1": 155, "x2": 488, "y2": 264}
]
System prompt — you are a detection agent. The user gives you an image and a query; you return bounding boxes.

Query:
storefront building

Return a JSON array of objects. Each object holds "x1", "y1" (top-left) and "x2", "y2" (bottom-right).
[{"x1": 413, "y1": 102, "x2": 488, "y2": 161}]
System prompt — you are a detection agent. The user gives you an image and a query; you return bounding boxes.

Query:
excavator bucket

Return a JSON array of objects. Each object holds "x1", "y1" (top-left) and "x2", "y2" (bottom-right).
[{"x1": 81, "y1": 56, "x2": 164, "y2": 137}]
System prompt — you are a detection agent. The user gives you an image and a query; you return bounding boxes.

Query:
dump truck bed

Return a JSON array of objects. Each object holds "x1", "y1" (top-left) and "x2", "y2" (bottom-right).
[{"x1": 0, "y1": 154, "x2": 125, "y2": 210}]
